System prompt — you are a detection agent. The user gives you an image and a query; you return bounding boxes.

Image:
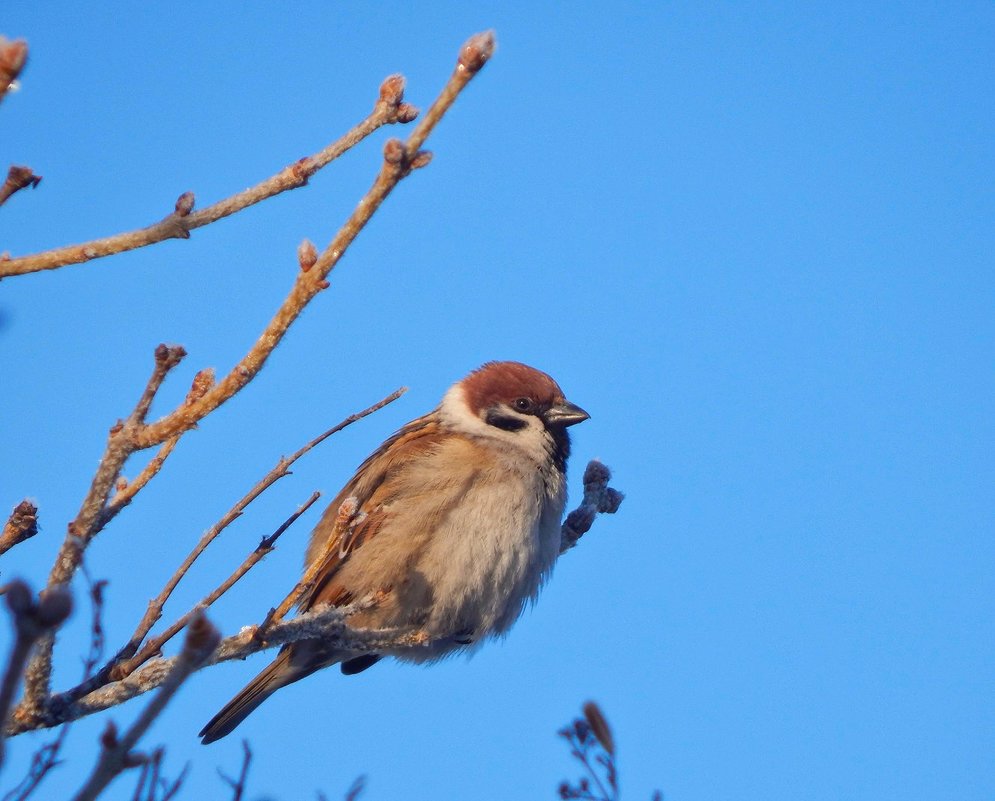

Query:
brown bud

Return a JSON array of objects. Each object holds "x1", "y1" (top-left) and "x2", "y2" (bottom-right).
[
  {"x1": 0, "y1": 39, "x2": 28, "y2": 79},
  {"x1": 383, "y1": 139, "x2": 405, "y2": 165},
  {"x1": 378, "y1": 73, "x2": 406, "y2": 106},
  {"x1": 409, "y1": 151, "x2": 433, "y2": 170},
  {"x1": 186, "y1": 368, "x2": 215, "y2": 404},
  {"x1": 297, "y1": 239, "x2": 318, "y2": 272},
  {"x1": 458, "y1": 31, "x2": 496, "y2": 73},
  {"x1": 582, "y1": 701, "x2": 615, "y2": 756},
  {"x1": 396, "y1": 103, "x2": 419, "y2": 123},
  {"x1": 174, "y1": 191, "x2": 195, "y2": 216}
]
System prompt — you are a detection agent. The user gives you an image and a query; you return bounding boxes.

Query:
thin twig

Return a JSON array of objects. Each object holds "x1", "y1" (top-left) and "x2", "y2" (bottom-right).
[
  {"x1": 98, "y1": 436, "x2": 180, "y2": 527},
  {"x1": 258, "y1": 495, "x2": 359, "y2": 632},
  {"x1": 0, "y1": 166, "x2": 41, "y2": 208},
  {"x1": 20, "y1": 347, "x2": 187, "y2": 716},
  {"x1": 217, "y1": 741, "x2": 251, "y2": 801},
  {"x1": 112, "y1": 491, "x2": 321, "y2": 681},
  {"x1": 102, "y1": 388, "x2": 402, "y2": 682},
  {"x1": 0, "y1": 37, "x2": 27, "y2": 106},
  {"x1": 70, "y1": 614, "x2": 220, "y2": 801},
  {"x1": 0, "y1": 501, "x2": 38, "y2": 557},
  {"x1": 0, "y1": 723, "x2": 71, "y2": 801},
  {"x1": 0, "y1": 76, "x2": 417, "y2": 279}
]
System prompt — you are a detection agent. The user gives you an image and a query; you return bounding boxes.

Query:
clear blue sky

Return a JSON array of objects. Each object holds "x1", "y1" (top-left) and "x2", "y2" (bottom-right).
[{"x1": 1, "y1": 4, "x2": 992, "y2": 800}]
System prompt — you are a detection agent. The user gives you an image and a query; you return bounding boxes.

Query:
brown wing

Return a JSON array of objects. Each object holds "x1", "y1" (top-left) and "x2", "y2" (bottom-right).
[{"x1": 298, "y1": 411, "x2": 447, "y2": 612}]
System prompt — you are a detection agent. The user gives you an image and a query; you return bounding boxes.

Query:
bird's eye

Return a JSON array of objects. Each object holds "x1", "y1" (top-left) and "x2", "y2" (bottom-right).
[{"x1": 513, "y1": 397, "x2": 534, "y2": 413}]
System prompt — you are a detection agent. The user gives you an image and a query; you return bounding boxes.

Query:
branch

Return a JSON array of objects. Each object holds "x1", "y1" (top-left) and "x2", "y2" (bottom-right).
[
  {"x1": 70, "y1": 614, "x2": 220, "y2": 801},
  {"x1": 0, "y1": 75, "x2": 417, "y2": 279},
  {"x1": 0, "y1": 166, "x2": 41, "y2": 209},
  {"x1": 0, "y1": 501, "x2": 38, "y2": 557},
  {"x1": 56, "y1": 387, "x2": 402, "y2": 706},
  {"x1": 0, "y1": 581, "x2": 72, "y2": 767},
  {"x1": 132, "y1": 32, "x2": 495, "y2": 450},
  {"x1": 20, "y1": 346, "x2": 188, "y2": 715},
  {"x1": 0, "y1": 37, "x2": 27, "y2": 106},
  {"x1": 560, "y1": 461, "x2": 625, "y2": 554},
  {"x1": 111, "y1": 490, "x2": 321, "y2": 682},
  {"x1": 217, "y1": 741, "x2": 251, "y2": 801},
  {"x1": 8, "y1": 601, "x2": 427, "y2": 735}
]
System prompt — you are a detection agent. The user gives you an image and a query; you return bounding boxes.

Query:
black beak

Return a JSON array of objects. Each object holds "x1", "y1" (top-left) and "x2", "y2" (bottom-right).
[{"x1": 544, "y1": 401, "x2": 590, "y2": 427}]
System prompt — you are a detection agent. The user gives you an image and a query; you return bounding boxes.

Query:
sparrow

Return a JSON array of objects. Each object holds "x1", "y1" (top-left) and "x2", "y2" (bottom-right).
[{"x1": 200, "y1": 361, "x2": 589, "y2": 743}]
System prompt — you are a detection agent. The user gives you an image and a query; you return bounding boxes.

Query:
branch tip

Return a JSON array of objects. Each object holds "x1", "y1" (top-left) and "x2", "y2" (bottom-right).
[
  {"x1": 378, "y1": 73, "x2": 406, "y2": 106},
  {"x1": 1, "y1": 500, "x2": 39, "y2": 555},
  {"x1": 458, "y1": 30, "x2": 497, "y2": 73}
]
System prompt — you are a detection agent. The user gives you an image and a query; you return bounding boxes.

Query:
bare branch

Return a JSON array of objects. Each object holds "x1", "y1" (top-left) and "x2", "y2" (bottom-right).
[
  {"x1": 70, "y1": 614, "x2": 220, "y2": 801},
  {"x1": 111, "y1": 490, "x2": 321, "y2": 681},
  {"x1": 0, "y1": 501, "x2": 38, "y2": 557},
  {"x1": 132, "y1": 32, "x2": 495, "y2": 450},
  {"x1": 0, "y1": 37, "x2": 27, "y2": 106},
  {"x1": 0, "y1": 166, "x2": 41, "y2": 209},
  {"x1": 560, "y1": 460, "x2": 625, "y2": 554},
  {"x1": 0, "y1": 581, "x2": 72, "y2": 767},
  {"x1": 217, "y1": 741, "x2": 251, "y2": 801},
  {"x1": 20, "y1": 347, "x2": 187, "y2": 715},
  {"x1": 98, "y1": 437, "x2": 180, "y2": 527},
  {"x1": 9, "y1": 600, "x2": 428, "y2": 734},
  {"x1": 0, "y1": 724, "x2": 71, "y2": 801},
  {"x1": 0, "y1": 74, "x2": 418, "y2": 279},
  {"x1": 258, "y1": 495, "x2": 359, "y2": 631},
  {"x1": 110, "y1": 387, "x2": 403, "y2": 677},
  {"x1": 58, "y1": 387, "x2": 402, "y2": 705}
]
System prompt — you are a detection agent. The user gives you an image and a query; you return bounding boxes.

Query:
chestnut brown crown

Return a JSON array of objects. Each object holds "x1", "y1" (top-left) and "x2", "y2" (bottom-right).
[{"x1": 461, "y1": 361, "x2": 589, "y2": 430}]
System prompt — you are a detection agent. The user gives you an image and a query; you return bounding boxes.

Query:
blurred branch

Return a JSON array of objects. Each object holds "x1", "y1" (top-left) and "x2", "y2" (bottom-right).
[
  {"x1": 70, "y1": 614, "x2": 220, "y2": 801},
  {"x1": 0, "y1": 166, "x2": 41, "y2": 209},
  {"x1": 217, "y1": 741, "x2": 251, "y2": 801},
  {"x1": 0, "y1": 75, "x2": 418, "y2": 278},
  {"x1": 0, "y1": 37, "x2": 27, "y2": 106},
  {"x1": 0, "y1": 501, "x2": 39, "y2": 557},
  {"x1": 0, "y1": 581, "x2": 72, "y2": 767},
  {"x1": 557, "y1": 702, "x2": 618, "y2": 801},
  {"x1": 560, "y1": 460, "x2": 625, "y2": 554}
]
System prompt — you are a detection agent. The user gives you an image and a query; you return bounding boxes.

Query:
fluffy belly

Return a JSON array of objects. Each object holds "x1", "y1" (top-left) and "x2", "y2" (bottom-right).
[{"x1": 389, "y1": 482, "x2": 563, "y2": 662}]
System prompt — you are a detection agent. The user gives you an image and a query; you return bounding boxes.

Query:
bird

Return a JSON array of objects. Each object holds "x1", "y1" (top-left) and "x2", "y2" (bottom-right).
[{"x1": 199, "y1": 361, "x2": 590, "y2": 743}]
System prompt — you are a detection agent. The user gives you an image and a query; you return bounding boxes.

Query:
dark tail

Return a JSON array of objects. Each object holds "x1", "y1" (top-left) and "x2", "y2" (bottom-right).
[{"x1": 200, "y1": 649, "x2": 308, "y2": 744}]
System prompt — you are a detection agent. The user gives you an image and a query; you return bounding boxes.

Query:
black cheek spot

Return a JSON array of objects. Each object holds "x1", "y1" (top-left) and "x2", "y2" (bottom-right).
[{"x1": 485, "y1": 409, "x2": 528, "y2": 432}]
